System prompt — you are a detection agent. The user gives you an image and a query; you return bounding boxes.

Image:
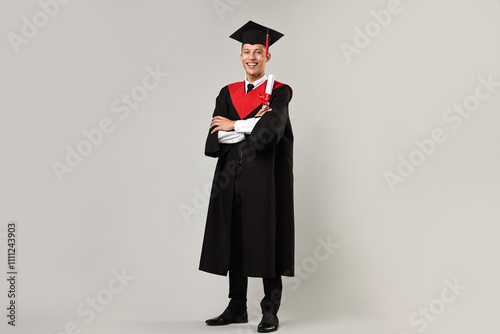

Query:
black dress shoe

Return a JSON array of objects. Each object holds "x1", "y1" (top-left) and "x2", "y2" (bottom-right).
[
  {"x1": 257, "y1": 314, "x2": 279, "y2": 333},
  {"x1": 205, "y1": 308, "x2": 248, "y2": 326}
]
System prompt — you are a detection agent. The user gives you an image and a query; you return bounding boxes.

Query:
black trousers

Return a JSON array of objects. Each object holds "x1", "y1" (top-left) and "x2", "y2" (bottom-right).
[{"x1": 227, "y1": 159, "x2": 282, "y2": 315}]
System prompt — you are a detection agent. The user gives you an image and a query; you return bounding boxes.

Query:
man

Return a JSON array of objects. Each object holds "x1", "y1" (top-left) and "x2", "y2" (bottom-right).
[{"x1": 199, "y1": 20, "x2": 294, "y2": 333}]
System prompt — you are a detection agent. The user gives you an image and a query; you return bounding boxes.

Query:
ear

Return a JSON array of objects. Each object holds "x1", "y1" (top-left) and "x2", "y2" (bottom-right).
[{"x1": 266, "y1": 53, "x2": 272, "y2": 62}]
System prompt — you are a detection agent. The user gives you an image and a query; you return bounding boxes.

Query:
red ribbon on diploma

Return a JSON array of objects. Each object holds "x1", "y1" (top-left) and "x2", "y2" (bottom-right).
[
  {"x1": 260, "y1": 74, "x2": 275, "y2": 108},
  {"x1": 258, "y1": 91, "x2": 271, "y2": 107}
]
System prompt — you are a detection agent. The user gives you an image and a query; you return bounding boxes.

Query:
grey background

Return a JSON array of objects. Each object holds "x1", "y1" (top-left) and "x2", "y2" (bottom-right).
[{"x1": 1, "y1": 0, "x2": 499, "y2": 333}]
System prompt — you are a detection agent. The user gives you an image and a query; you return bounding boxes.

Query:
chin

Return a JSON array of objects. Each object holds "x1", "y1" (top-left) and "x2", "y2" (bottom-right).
[{"x1": 246, "y1": 68, "x2": 261, "y2": 76}]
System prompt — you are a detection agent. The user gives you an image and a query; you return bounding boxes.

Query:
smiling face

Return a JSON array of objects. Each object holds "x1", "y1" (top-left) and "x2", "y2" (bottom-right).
[{"x1": 240, "y1": 43, "x2": 271, "y2": 83}]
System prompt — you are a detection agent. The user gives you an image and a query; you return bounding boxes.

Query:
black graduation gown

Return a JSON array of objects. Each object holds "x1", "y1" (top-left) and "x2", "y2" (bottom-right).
[{"x1": 199, "y1": 80, "x2": 294, "y2": 278}]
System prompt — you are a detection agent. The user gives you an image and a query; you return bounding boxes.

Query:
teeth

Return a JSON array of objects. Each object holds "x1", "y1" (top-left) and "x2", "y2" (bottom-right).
[{"x1": 248, "y1": 63, "x2": 257, "y2": 66}]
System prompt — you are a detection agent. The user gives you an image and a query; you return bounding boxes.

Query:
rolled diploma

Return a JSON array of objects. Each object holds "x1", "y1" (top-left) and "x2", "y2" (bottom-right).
[{"x1": 263, "y1": 74, "x2": 275, "y2": 108}]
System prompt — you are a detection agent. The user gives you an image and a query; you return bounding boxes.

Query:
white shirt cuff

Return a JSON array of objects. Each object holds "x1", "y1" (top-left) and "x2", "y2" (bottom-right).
[
  {"x1": 217, "y1": 130, "x2": 245, "y2": 144},
  {"x1": 234, "y1": 117, "x2": 261, "y2": 134}
]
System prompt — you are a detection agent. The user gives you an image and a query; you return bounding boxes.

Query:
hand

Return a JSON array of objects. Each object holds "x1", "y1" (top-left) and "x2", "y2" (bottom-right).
[
  {"x1": 210, "y1": 116, "x2": 236, "y2": 134},
  {"x1": 256, "y1": 106, "x2": 272, "y2": 117}
]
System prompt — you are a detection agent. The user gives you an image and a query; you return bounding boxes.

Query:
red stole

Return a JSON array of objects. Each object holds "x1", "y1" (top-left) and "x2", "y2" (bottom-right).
[{"x1": 228, "y1": 80, "x2": 285, "y2": 119}]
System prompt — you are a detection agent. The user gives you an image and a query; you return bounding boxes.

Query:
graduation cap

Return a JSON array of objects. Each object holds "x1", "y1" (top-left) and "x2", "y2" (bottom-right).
[{"x1": 229, "y1": 20, "x2": 284, "y2": 58}]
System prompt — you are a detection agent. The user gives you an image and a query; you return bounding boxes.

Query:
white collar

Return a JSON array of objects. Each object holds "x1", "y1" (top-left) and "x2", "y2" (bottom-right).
[{"x1": 245, "y1": 74, "x2": 267, "y2": 93}]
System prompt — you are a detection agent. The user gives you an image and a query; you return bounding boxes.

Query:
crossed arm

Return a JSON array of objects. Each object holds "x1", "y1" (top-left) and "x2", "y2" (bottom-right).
[{"x1": 210, "y1": 106, "x2": 272, "y2": 134}]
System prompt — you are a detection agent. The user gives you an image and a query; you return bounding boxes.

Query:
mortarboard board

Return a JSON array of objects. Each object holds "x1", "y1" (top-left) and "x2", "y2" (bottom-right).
[{"x1": 229, "y1": 20, "x2": 284, "y2": 58}]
